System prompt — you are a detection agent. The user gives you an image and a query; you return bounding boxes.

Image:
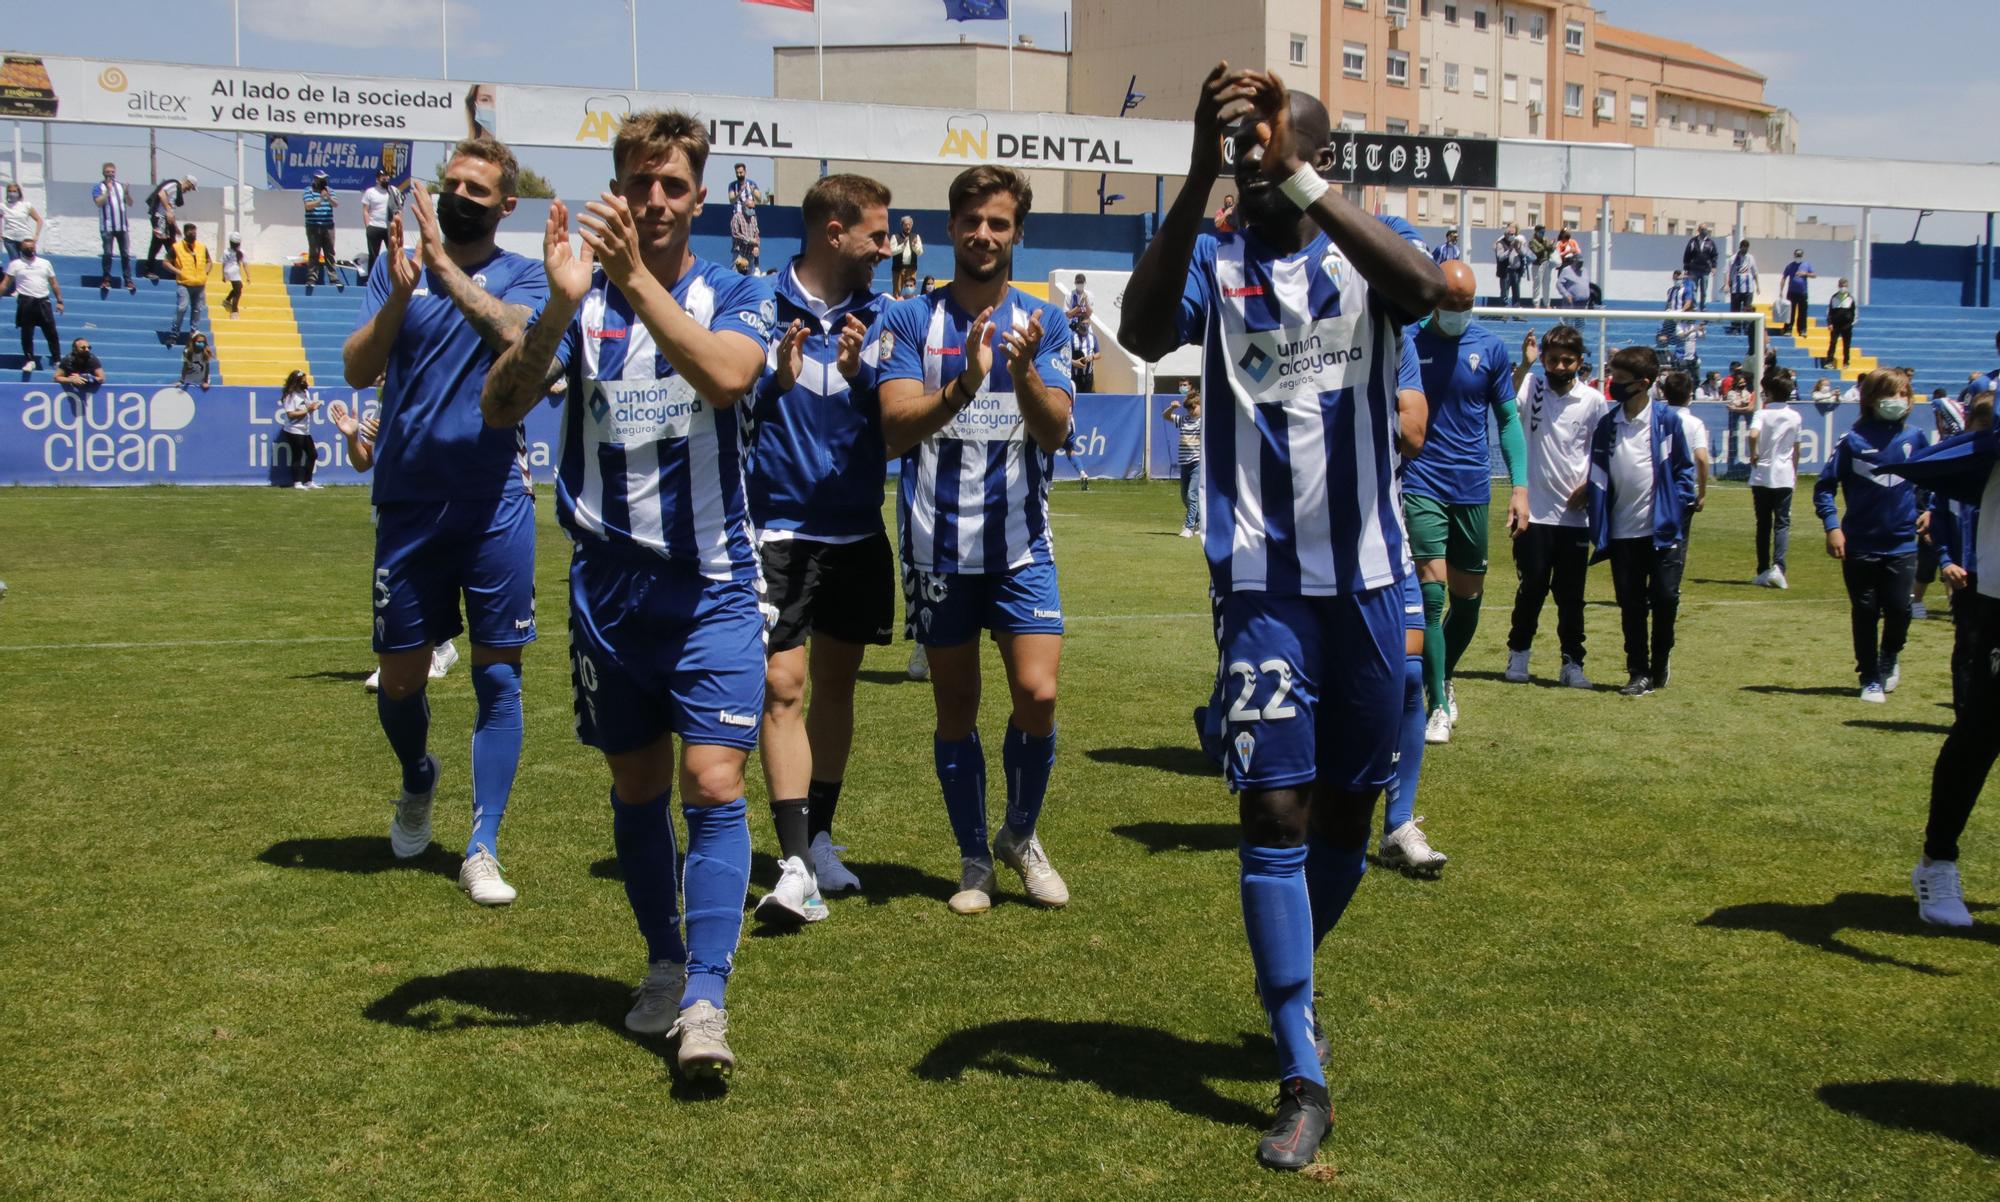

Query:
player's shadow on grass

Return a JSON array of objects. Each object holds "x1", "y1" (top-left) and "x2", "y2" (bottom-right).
[
  {"x1": 1698, "y1": 891, "x2": 2000, "y2": 975},
  {"x1": 363, "y1": 966, "x2": 719, "y2": 1098},
  {"x1": 1112, "y1": 821, "x2": 1235, "y2": 854},
  {"x1": 914, "y1": 1019, "x2": 1272, "y2": 1129},
  {"x1": 1844, "y1": 719, "x2": 1953, "y2": 735},
  {"x1": 589, "y1": 852, "x2": 956, "y2": 907},
  {"x1": 855, "y1": 669, "x2": 919, "y2": 686},
  {"x1": 291, "y1": 670, "x2": 375, "y2": 683},
  {"x1": 1689, "y1": 577, "x2": 1765, "y2": 588},
  {"x1": 1740, "y1": 684, "x2": 1858, "y2": 697},
  {"x1": 258, "y1": 835, "x2": 458, "y2": 879},
  {"x1": 1817, "y1": 1080, "x2": 2000, "y2": 1158},
  {"x1": 1456, "y1": 668, "x2": 1608, "y2": 692},
  {"x1": 1085, "y1": 746, "x2": 1220, "y2": 777}
]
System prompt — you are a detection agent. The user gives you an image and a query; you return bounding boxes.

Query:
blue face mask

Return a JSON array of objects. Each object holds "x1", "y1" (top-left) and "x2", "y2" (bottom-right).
[
  {"x1": 1432, "y1": 309, "x2": 1472, "y2": 337},
  {"x1": 474, "y1": 104, "x2": 497, "y2": 132}
]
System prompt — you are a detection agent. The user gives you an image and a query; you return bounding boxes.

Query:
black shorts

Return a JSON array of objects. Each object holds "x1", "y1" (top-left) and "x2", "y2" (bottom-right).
[{"x1": 757, "y1": 531, "x2": 896, "y2": 653}]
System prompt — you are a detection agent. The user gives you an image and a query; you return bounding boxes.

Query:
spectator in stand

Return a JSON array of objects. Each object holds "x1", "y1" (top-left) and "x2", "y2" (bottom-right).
[
  {"x1": 93, "y1": 162, "x2": 137, "y2": 293},
  {"x1": 1728, "y1": 240, "x2": 1759, "y2": 338},
  {"x1": 1722, "y1": 364, "x2": 1756, "y2": 477},
  {"x1": 1213, "y1": 193, "x2": 1236, "y2": 234},
  {"x1": 1823, "y1": 277, "x2": 1857, "y2": 369},
  {"x1": 1748, "y1": 368, "x2": 1803, "y2": 588},
  {"x1": 1493, "y1": 223, "x2": 1527, "y2": 307},
  {"x1": 275, "y1": 369, "x2": 322, "y2": 490},
  {"x1": 889, "y1": 216, "x2": 922, "y2": 297},
  {"x1": 221, "y1": 231, "x2": 246, "y2": 317},
  {"x1": 166, "y1": 222, "x2": 212, "y2": 345},
  {"x1": 918, "y1": 274, "x2": 935, "y2": 294},
  {"x1": 2, "y1": 236, "x2": 62, "y2": 370},
  {"x1": 1665, "y1": 269, "x2": 1690, "y2": 313},
  {"x1": 1554, "y1": 253, "x2": 1590, "y2": 321},
  {"x1": 361, "y1": 167, "x2": 404, "y2": 277},
  {"x1": 730, "y1": 192, "x2": 762, "y2": 274},
  {"x1": 2, "y1": 182, "x2": 43, "y2": 264},
  {"x1": 303, "y1": 171, "x2": 341, "y2": 291},
  {"x1": 1070, "y1": 320, "x2": 1100, "y2": 394},
  {"x1": 1815, "y1": 368, "x2": 1926, "y2": 702},
  {"x1": 143, "y1": 175, "x2": 195, "y2": 282},
  {"x1": 1431, "y1": 227, "x2": 1462, "y2": 264},
  {"x1": 1555, "y1": 226, "x2": 1581, "y2": 263},
  {"x1": 180, "y1": 330, "x2": 213, "y2": 391},
  {"x1": 1811, "y1": 376, "x2": 1837, "y2": 407},
  {"x1": 1065, "y1": 273, "x2": 1093, "y2": 332},
  {"x1": 1529, "y1": 224, "x2": 1555, "y2": 307},
  {"x1": 1781, "y1": 248, "x2": 1814, "y2": 337},
  {"x1": 1163, "y1": 385, "x2": 1202, "y2": 537},
  {"x1": 52, "y1": 337, "x2": 103, "y2": 392},
  {"x1": 1696, "y1": 371, "x2": 1723, "y2": 403},
  {"x1": 1682, "y1": 223, "x2": 1718, "y2": 309},
  {"x1": 727, "y1": 162, "x2": 762, "y2": 214}
]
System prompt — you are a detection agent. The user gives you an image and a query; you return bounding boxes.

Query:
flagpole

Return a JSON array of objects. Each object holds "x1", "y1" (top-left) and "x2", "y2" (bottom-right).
[
  {"x1": 630, "y1": 1, "x2": 639, "y2": 89},
  {"x1": 816, "y1": 0, "x2": 825, "y2": 100},
  {"x1": 1006, "y1": 7, "x2": 1015, "y2": 108},
  {"x1": 440, "y1": 0, "x2": 449, "y2": 78}
]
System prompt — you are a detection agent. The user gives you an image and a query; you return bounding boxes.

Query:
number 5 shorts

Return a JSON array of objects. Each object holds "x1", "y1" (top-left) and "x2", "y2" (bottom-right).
[{"x1": 1214, "y1": 583, "x2": 1403, "y2": 794}]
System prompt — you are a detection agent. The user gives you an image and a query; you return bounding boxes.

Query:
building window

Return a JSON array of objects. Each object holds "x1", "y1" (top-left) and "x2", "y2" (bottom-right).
[
  {"x1": 1565, "y1": 20, "x2": 1585, "y2": 53},
  {"x1": 1562, "y1": 205, "x2": 1581, "y2": 228},
  {"x1": 1502, "y1": 73, "x2": 1518, "y2": 103},
  {"x1": 1702, "y1": 108, "x2": 1716, "y2": 133},
  {"x1": 1664, "y1": 102, "x2": 1679, "y2": 129},
  {"x1": 1387, "y1": 0, "x2": 1408, "y2": 13},
  {"x1": 1528, "y1": 77, "x2": 1544, "y2": 108},
  {"x1": 1416, "y1": 191, "x2": 1430, "y2": 220},
  {"x1": 1596, "y1": 89, "x2": 1616, "y2": 120},
  {"x1": 1472, "y1": 7, "x2": 1488, "y2": 31},
  {"x1": 1343, "y1": 42, "x2": 1366, "y2": 77},
  {"x1": 1626, "y1": 213, "x2": 1645, "y2": 234},
  {"x1": 1473, "y1": 67, "x2": 1489, "y2": 97},
  {"x1": 1665, "y1": 218, "x2": 1679, "y2": 235},
  {"x1": 1345, "y1": 0, "x2": 1366, "y2": 7},
  {"x1": 1504, "y1": 10, "x2": 1517, "y2": 35},
  {"x1": 1443, "y1": 192, "x2": 1458, "y2": 214},
  {"x1": 1501, "y1": 200, "x2": 1517, "y2": 224},
  {"x1": 1386, "y1": 117, "x2": 1409, "y2": 134},
  {"x1": 1630, "y1": 95, "x2": 1648, "y2": 126},
  {"x1": 1563, "y1": 82, "x2": 1583, "y2": 115},
  {"x1": 1444, "y1": 62, "x2": 1460, "y2": 91},
  {"x1": 1341, "y1": 111, "x2": 1368, "y2": 132},
  {"x1": 1387, "y1": 51, "x2": 1410, "y2": 86},
  {"x1": 1291, "y1": 34, "x2": 1309, "y2": 66},
  {"x1": 1420, "y1": 57, "x2": 1431, "y2": 86},
  {"x1": 1530, "y1": 12, "x2": 1546, "y2": 40},
  {"x1": 1527, "y1": 206, "x2": 1541, "y2": 227},
  {"x1": 1443, "y1": 2, "x2": 1458, "y2": 23},
  {"x1": 1472, "y1": 195, "x2": 1488, "y2": 224}
]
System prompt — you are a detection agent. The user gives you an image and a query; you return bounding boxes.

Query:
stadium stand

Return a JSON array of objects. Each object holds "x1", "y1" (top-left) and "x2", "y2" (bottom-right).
[
  {"x1": 1, "y1": 255, "x2": 210, "y2": 385},
  {"x1": 206, "y1": 263, "x2": 310, "y2": 386},
  {"x1": 281, "y1": 261, "x2": 363, "y2": 391}
]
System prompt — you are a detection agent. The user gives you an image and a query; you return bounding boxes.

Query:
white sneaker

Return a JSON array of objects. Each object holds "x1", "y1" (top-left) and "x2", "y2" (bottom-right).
[
  {"x1": 1769, "y1": 566, "x2": 1789, "y2": 590},
  {"x1": 625, "y1": 959, "x2": 686, "y2": 1034},
  {"x1": 388, "y1": 753, "x2": 439, "y2": 859},
  {"x1": 429, "y1": 640, "x2": 460, "y2": 679},
  {"x1": 754, "y1": 855, "x2": 828, "y2": 927},
  {"x1": 993, "y1": 825, "x2": 1070, "y2": 907},
  {"x1": 1380, "y1": 817, "x2": 1448, "y2": 872},
  {"x1": 1860, "y1": 683, "x2": 1887, "y2": 704},
  {"x1": 293, "y1": 483, "x2": 310, "y2": 490},
  {"x1": 809, "y1": 832, "x2": 861, "y2": 894},
  {"x1": 669, "y1": 999, "x2": 735, "y2": 1079},
  {"x1": 1912, "y1": 859, "x2": 1974, "y2": 928},
  {"x1": 906, "y1": 643, "x2": 930, "y2": 681},
  {"x1": 1423, "y1": 707, "x2": 1452, "y2": 745},
  {"x1": 1444, "y1": 679, "x2": 1459, "y2": 726},
  {"x1": 1752, "y1": 569, "x2": 1772, "y2": 587},
  {"x1": 1882, "y1": 657, "x2": 1901, "y2": 693},
  {"x1": 306, "y1": 482, "x2": 326, "y2": 490},
  {"x1": 459, "y1": 844, "x2": 517, "y2": 906},
  {"x1": 1178, "y1": 527, "x2": 1194, "y2": 539},
  {"x1": 1504, "y1": 649, "x2": 1530, "y2": 683},
  {"x1": 1559, "y1": 658, "x2": 1592, "y2": 689},
  {"x1": 948, "y1": 856, "x2": 996, "y2": 915},
  {"x1": 363, "y1": 668, "x2": 381, "y2": 693}
]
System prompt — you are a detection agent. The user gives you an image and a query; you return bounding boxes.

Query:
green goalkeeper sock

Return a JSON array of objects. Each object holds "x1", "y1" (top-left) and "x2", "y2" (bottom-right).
[
  {"x1": 1421, "y1": 580, "x2": 1447, "y2": 714},
  {"x1": 1443, "y1": 590, "x2": 1483, "y2": 679}
]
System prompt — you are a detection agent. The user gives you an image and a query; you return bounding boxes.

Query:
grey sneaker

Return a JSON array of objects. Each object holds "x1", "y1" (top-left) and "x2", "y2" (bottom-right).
[
  {"x1": 388, "y1": 753, "x2": 439, "y2": 859},
  {"x1": 625, "y1": 959, "x2": 686, "y2": 1034},
  {"x1": 993, "y1": 825, "x2": 1070, "y2": 907},
  {"x1": 1558, "y1": 658, "x2": 1591, "y2": 689},
  {"x1": 948, "y1": 856, "x2": 997, "y2": 915},
  {"x1": 1504, "y1": 649, "x2": 1530, "y2": 683},
  {"x1": 1912, "y1": 859, "x2": 1974, "y2": 928},
  {"x1": 669, "y1": 999, "x2": 735, "y2": 1079}
]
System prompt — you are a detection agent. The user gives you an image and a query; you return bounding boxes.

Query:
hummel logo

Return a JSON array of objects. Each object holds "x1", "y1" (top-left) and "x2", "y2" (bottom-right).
[
  {"x1": 718, "y1": 711, "x2": 757, "y2": 728},
  {"x1": 1238, "y1": 344, "x2": 1275, "y2": 383},
  {"x1": 1032, "y1": 608, "x2": 1062, "y2": 619}
]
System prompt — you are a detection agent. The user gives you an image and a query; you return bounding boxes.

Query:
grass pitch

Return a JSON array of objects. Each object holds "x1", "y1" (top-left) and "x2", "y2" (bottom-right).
[{"x1": 1, "y1": 480, "x2": 1995, "y2": 1200}]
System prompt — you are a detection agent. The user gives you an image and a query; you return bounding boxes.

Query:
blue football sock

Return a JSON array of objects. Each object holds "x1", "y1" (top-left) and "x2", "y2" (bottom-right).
[
  {"x1": 1304, "y1": 831, "x2": 1368, "y2": 951},
  {"x1": 376, "y1": 686, "x2": 433, "y2": 795},
  {"x1": 466, "y1": 661, "x2": 522, "y2": 858},
  {"x1": 1384, "y1": 654, "x2": 1426, "y2": 836},
  {"x1": 612, "y1": 789, "x2": 684, "y2": 966},
  {"x1": 681, "y1": 799, "x2": 750, "y2": 1010},
  {"x1": 935, "y1": 732, "x2": 990, "y2": 859},
  {"x1": 1001, "y1": 723, "x2": 1056, "y2": 838},
  {"x1": 1239, "y1": 843, "x2": 1323, "y2": 1086}
]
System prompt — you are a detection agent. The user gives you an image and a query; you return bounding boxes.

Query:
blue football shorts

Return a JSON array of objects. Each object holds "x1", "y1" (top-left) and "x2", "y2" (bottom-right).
[
  {"x1": 902, "y1": 558, "x2": 1064, "y2": 646},
  {"x1": 371, "y1": 494, "x2": 536, "y2": 654}
]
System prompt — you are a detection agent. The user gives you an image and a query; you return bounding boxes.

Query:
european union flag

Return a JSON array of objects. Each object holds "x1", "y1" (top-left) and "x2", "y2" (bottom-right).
[{"x1": 942, "y1": 0, "x2": 1008, "y2": 19}]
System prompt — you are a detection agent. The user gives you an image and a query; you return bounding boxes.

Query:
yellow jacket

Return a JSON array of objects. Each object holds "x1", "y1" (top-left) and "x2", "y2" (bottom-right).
[{"x1": 168, "y1": 240, "x2": 212, "y2": 287}]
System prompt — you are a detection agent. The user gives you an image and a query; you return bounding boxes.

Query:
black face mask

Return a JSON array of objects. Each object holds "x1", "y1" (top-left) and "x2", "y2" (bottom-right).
[
  {"x1": 436, "y1": 192, "x2": 500, "y2": 245},
  {"x1": 1545, "y1": 369, "x2": 1577, "y2": 393},
  {"x1": 1609, "y1": 378, "x2": 1646, "y2": 404}
]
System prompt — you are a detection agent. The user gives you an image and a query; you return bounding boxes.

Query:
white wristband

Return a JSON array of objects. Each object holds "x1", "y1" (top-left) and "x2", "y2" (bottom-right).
[{"x1": 1278, "y1": 163, "x2": 1329, "y2": 211}]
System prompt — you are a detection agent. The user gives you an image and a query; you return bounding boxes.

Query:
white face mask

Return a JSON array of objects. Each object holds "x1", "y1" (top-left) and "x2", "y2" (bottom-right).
[
  {"x1": 1432, "y1": 309, "x2": 1472, "y2": 337},
  {"x1": 1876, "y1": 396, "x2": 1911, "y2": 421}
]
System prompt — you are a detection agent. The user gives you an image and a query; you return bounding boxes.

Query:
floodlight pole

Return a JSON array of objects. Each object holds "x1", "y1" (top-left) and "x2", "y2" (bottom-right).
[
  {"x1": 232, "y1": 0, "x2": 244, "y2": 241},
  {"x1": 1861, "y1": 206, "x2": 1874, "y2": 305}
]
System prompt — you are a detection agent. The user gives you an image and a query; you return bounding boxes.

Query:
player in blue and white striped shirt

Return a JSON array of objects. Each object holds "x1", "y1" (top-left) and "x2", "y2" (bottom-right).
[
  {"x1": 484, "y1": 110, "x2": 773, "y2": 1085},
  {"x1": 877, "y1": 164, "x2": 1076, "y2": 919},
  {"x1": 1121, "y1": 67, "x2": 1445, "y2": 1172}
]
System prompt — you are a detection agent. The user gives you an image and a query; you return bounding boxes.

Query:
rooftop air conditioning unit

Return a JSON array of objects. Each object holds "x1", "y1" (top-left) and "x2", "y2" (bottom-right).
[
  {"x1": 1390, "y1": 13, "x2": 1408, "y2": 29},
  {"x1": 1594, "y1": 97, "x2": 1614, "y2": 120},
  {"x1": 1526, "y1": 99, "x2": 1542, "y2": 116}
]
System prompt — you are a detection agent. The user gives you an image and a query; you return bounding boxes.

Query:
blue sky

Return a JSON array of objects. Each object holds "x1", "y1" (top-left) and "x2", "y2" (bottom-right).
[{"x1": 9, "y1": 0, "x2": 1996, "y2": 239}]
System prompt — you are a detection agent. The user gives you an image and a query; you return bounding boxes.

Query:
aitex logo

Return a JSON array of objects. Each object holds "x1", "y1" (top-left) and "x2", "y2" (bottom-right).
[{"x1": 97, "y1": 67, "x2": 129, "y2": 91}]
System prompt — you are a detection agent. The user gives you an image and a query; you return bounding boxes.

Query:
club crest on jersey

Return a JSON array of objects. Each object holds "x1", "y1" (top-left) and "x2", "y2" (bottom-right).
[
  {"x1": 1321, "y1": 248, "x2": 1349, "y2": 291},
  {"x1": 1468, "y1": 352, "x2": 1481, "y2": 372},
  {"x1": 1233, "y1": 731, "x2": 1256, "y2": 770},
  {"x1": 878, "y1": 330, "x2": 896, "y2": 358}
]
